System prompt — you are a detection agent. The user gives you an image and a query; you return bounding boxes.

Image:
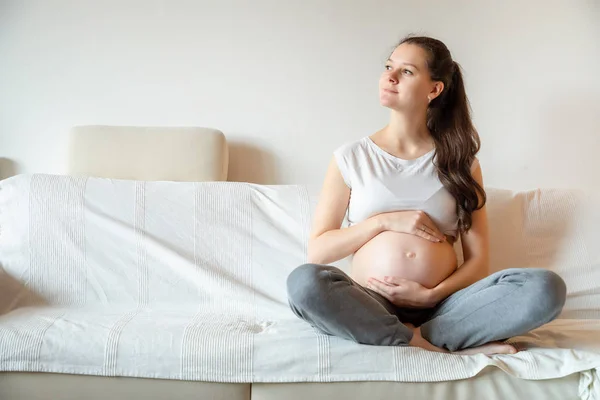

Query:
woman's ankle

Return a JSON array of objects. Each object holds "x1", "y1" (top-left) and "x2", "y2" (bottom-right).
[{"x1": 408, "y1": 326, "x2": 449, "y2": 353}]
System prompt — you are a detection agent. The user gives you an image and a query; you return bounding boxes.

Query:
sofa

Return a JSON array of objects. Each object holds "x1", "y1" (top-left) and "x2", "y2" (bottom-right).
[{"x1": 0, "y1": 126, "x2": 599, "y2": 400}]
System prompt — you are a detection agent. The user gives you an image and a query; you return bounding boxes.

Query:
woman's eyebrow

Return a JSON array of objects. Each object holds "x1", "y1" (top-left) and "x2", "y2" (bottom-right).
[{"x1": 386, "y1": 58, "x2": 420, "y2": 71}]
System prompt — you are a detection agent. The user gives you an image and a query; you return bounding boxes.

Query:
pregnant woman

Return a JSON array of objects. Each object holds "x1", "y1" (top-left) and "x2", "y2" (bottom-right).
[{"x1": 286, "y1": 35, "x2": 567, "y2": 355}]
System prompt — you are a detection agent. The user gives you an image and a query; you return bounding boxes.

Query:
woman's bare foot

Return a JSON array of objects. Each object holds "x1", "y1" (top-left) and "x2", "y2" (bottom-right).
[
  {"x1": 453, "y1": 342, "x2": 518, "y2": 356},
  {"x1": 406, "y1": 323, "x2": 518, "y2": 355}
]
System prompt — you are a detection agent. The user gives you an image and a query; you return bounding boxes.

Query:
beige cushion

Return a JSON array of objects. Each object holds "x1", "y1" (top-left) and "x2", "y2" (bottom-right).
[
  {"x1": 68, "y1": 125, "x2": 228, "y2": 182},
  {"x1": 252, "y1": 368, "x2": 579, "y2": 400},
  {"x1": 0, "y1": 372, "x2": 250, "y2": 400}
]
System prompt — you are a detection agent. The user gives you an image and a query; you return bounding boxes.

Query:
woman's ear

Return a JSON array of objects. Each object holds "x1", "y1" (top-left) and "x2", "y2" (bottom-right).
[{"x1": 429, "y1": 81, "x2": 445, "y2": 101}]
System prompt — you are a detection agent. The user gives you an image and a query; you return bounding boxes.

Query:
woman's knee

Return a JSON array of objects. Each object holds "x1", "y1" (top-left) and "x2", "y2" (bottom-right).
[
  {"x1": 525, "y1": 269, "x2": 567, "y2": 320},
  {"x1": 286, "y1": 264, "x2": 337, "y2": 307}
]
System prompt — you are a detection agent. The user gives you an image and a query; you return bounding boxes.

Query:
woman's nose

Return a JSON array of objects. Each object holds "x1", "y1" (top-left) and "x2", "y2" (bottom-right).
[{"x1": 388, "y1": 75, "x2": 398, "y2": 84}]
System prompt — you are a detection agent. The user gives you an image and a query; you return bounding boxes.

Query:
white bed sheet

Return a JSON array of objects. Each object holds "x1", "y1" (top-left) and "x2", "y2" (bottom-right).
[{"x1": 0, "y1": 174, "x2": 599, "y2": 399}]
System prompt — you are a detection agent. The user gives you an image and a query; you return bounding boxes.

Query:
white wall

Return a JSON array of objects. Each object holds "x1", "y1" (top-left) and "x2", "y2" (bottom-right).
[{"x1": 1, "y1": 0, "x2": 598, "y2": 192}]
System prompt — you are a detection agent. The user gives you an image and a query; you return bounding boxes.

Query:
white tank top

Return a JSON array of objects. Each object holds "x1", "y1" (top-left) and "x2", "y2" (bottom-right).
[{"x1": 334, "y1": 136, "x2": 479, "y2": 240}]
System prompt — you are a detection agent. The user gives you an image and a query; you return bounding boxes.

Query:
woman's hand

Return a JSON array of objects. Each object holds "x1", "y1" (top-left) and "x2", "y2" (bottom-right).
[
  {"x1": 375, "y1": 210, "x2": 446, "y2": 243},
  {"x1": 366, "y1": 276, "x2": 438, "y2": 308}
]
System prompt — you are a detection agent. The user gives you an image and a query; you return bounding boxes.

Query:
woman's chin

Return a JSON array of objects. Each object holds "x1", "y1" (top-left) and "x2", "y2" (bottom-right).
[
  {"x1": 379, "y1": 98, "x2": 396, "y2": 108},
  {"x1": 378, "y1": 95, "x2": 402, "y2": 108}
]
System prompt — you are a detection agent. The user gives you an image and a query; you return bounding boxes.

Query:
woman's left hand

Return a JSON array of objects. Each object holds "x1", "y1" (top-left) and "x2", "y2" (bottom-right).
[{"x1": 367, "y1": 276, "x2": 437, "y2": 308}]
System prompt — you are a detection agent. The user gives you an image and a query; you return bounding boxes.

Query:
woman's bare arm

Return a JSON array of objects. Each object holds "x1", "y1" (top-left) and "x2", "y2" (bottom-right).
[
  {"x1": 430, "y1": 158, "x2": 490, "y2": 302},
  {"x1": 307, "y1": 157, "x2": 385, "y2": 265}
]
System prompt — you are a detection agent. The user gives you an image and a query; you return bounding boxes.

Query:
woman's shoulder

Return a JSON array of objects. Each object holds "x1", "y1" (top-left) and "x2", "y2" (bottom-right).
[
  {"x1": 332, "y1": 137, "x2": 371, "y2": 189},
  {"x1": 333, "y1": 136, "x2": 369, "y2": 159}
]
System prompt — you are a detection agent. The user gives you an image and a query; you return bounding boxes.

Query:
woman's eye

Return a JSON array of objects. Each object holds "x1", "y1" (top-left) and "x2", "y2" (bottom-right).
[
  {"x1": 403, "y1": 69, "x2": 413, "y2": 75},
  {"x1": 385, "y1": 65, "x2": 392, "y2": 70}
]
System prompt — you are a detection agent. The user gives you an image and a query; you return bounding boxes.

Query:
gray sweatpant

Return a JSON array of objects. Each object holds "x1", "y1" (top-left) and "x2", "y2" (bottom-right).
[{"x1": 286, "y1": 264, "x2": 566, "y2": 351}]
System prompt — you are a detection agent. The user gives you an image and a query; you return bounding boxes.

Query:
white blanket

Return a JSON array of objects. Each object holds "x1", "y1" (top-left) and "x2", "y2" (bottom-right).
[{"x1": 0, "y1": 174, "x2": 599, "y2": 398}]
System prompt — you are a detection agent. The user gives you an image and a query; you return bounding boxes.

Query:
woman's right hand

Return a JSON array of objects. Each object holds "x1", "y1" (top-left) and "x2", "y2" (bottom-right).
[{"x1": 376, "y1": 210, "x2": 446, "y2": 243}]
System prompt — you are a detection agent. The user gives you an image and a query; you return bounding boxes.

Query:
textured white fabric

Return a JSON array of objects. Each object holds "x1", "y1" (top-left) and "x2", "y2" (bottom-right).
[
  {"x1": 333, "y1": 137, "x2": 479, "y2": 239},
  {"x1": 0, "y1": 174, "x2": 599, "y2": 398}
]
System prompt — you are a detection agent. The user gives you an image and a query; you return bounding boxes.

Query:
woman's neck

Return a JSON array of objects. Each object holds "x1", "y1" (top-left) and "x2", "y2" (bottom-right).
[
  {"x1": 379, "y1": 109, "x2": 433, "y2": 153},
  {"x1": 382, "y1": 110, "x2": 433, "y2": 151}
]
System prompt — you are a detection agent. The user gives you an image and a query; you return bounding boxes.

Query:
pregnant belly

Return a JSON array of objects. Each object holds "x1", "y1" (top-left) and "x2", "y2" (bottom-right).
[{"x1": 350, "y1": 231, "x2": 458, "y2": 289}]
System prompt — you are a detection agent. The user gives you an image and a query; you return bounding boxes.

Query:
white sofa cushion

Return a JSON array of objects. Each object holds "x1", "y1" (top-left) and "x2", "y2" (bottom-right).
[{"x1": 483, "y1": 187, "x2": 600, "y2": 318}]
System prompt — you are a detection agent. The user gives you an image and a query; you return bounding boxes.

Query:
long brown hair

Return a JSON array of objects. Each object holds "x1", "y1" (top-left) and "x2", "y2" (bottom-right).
[{"x1": 396, "y1": 35, "x2": 485, "y2": 233}]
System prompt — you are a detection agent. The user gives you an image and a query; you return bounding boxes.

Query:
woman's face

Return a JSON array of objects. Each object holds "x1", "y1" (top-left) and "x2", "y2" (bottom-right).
[{"x1": 379, "y1": 43, "x2": 443, "y2": 112}]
